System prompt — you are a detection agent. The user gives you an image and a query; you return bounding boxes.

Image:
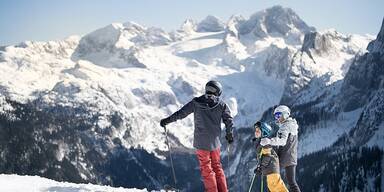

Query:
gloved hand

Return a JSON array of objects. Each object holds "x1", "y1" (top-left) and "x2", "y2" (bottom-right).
[
  {"x1": 160, "y1": 118, "x2": 169, "y2": 127},
  {"x1": 260, "y1": 138, "x2": 271, "y2": 146},
  {"x1": 225, "y1": 132, "x2": 234, "y2": 144},
  {"x1": 254, "y1": 166, "x2": 262, "y2": 175}
]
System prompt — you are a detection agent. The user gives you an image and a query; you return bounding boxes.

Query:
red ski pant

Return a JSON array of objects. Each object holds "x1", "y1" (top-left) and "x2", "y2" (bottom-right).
[{"x1": 196, "y1": 148, "x2": 228, "y2": 192}]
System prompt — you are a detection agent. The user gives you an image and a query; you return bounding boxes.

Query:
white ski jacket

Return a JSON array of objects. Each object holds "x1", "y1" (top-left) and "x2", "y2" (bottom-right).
[{"x1": 270, "y1": 117, "x2": 299, "y2": 168}]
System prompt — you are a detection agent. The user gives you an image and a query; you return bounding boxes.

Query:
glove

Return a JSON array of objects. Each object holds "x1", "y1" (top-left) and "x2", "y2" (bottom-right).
[
  {"x1": 254, "y1": 166, "x2": 262, "y2": 175},
  {"x1": 160, "y1": 118, "x2": 169, "y2": 127},
  {"x1": 225, "y1": 132, "x2": 234, "y2": 144},
  {"x1": 260, "y1": 138, "x2": 271, "y2": 146}
]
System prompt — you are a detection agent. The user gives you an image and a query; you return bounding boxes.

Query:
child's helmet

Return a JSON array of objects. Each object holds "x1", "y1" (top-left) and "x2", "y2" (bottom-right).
[{"x1": 254, "y1": 121, "x2": 273, "y2": 138}]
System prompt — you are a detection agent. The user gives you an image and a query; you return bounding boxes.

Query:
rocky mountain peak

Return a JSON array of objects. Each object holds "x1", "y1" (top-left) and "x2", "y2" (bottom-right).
[
  {"x1": 301, "y1": 31, "x2": 336, "y2": 57},
  {"x1": 238, "y1": 5, "x2": 315, "y2": 37},
  {"x1": 196, "y1": 15, "x2": 225, "y2": 32},
  {"x1": 179, "y1": 19, "x2": 197, "y2": 34},
  {"x1": 367, "y1": 18, "x2": 384, "y2": 53}
]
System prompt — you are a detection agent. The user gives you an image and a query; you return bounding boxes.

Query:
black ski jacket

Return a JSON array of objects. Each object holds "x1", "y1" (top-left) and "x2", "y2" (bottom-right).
[{"x1": 164, "y1": 94, "x2": 233, "y2": 150}]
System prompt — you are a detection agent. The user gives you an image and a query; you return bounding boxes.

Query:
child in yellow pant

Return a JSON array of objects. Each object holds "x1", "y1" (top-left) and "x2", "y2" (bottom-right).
[{"x1": 254, "y1": 122, "x2": 288, "y2": 192}]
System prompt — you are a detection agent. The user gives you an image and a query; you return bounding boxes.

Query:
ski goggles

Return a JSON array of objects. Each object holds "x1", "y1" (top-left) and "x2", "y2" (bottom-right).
[
  {"x1": 205, "y1": 85, "x2": 219, "y2": 96},
  {"x1": 206, "y1": 93, "x2": 216, "y2": 98},
  {"x1": 274, "y1": 112, "x2": 283, "y2": 120}
]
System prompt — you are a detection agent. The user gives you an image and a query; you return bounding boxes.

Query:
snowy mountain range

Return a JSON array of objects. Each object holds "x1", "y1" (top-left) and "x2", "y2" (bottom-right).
[{"x1": 0, "y1": 5, "x2": 382, "y2": 191}]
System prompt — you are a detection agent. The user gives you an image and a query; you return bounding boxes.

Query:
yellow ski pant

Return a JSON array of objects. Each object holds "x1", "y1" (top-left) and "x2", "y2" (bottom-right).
[{"x1": 266, "y1": 173, "x2": 288, "y2": 192}]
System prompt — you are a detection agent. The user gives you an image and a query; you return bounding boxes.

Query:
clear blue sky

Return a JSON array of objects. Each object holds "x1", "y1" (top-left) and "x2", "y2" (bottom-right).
[{"x1": 0, "y1": 0, "x2": 383, "y2": 46}]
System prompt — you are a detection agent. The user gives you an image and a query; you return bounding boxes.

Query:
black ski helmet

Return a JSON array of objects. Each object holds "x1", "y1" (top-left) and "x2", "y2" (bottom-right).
[{"x1": 205, "y1": 80, "x2": 222, "y2": 96}]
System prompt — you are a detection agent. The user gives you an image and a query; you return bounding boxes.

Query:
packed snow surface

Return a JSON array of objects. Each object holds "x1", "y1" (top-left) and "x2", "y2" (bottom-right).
[{"x1": 0, "y1": 174, "x2": 151, "y2": 192}]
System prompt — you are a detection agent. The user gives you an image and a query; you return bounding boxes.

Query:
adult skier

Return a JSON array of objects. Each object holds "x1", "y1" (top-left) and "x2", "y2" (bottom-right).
[
  {"x1": 260, "y1": 105, "x2": 301, "y2": 192},
  {"x1": 160, "y1": 80, "x2": 234, "y2": 192}
]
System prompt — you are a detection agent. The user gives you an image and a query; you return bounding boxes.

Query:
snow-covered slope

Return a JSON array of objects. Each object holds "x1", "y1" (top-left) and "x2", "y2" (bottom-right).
[
  {"x1": 71, "y1": 22, "x2": 173, "y2": 68},
  {"x1": 0, "y1": 174, "x2": 148, "y2": 192}
]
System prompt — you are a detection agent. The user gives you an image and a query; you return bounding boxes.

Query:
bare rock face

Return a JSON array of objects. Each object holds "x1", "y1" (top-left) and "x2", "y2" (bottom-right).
[
  {"x1": 341, "y1": 18, "x2": 384, "y2": 112},
  {"x1": 196, "y1": 15, "x2": 225, "y2": 32}
]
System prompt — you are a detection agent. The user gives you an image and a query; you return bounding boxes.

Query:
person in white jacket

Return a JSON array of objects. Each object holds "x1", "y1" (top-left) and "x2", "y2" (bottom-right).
[{"x1": 260, "y1": 105, "x2": 301, "y2": 192}]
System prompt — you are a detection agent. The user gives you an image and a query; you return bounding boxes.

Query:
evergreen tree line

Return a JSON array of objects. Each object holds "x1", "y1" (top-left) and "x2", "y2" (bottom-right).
[{"x1": 297, "y1": 146, "x2": 382, "y2": 192}]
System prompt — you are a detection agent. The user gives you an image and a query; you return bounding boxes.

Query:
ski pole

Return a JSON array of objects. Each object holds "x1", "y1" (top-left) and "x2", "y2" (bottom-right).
[
  {"x1": 249, "y1": 139, "x2": 264, "y2": 192},
  {"x1": 227, "y1": 144, "x2": 230, "y2": 173},
  {"x1": 258, "y1": 150, "x2": 263, "y2": 192},
  {"x1": 260, "y1": 175, "x2": 263, "y2": 192},
  {"x1": 163, "y1": 125, "x2": 177, "y2": 189},
  {"x1": 248, "y1": 173, "x2": 256, "y2": 192}
]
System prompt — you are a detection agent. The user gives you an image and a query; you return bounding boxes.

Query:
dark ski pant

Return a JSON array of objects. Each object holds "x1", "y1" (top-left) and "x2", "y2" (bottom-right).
[
  {"x1": 196, "y1": 148, "x2": 228, "y2": 192},
  {"x1": 285, "y1": 165, "x2": 301, "y2": 192}
]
